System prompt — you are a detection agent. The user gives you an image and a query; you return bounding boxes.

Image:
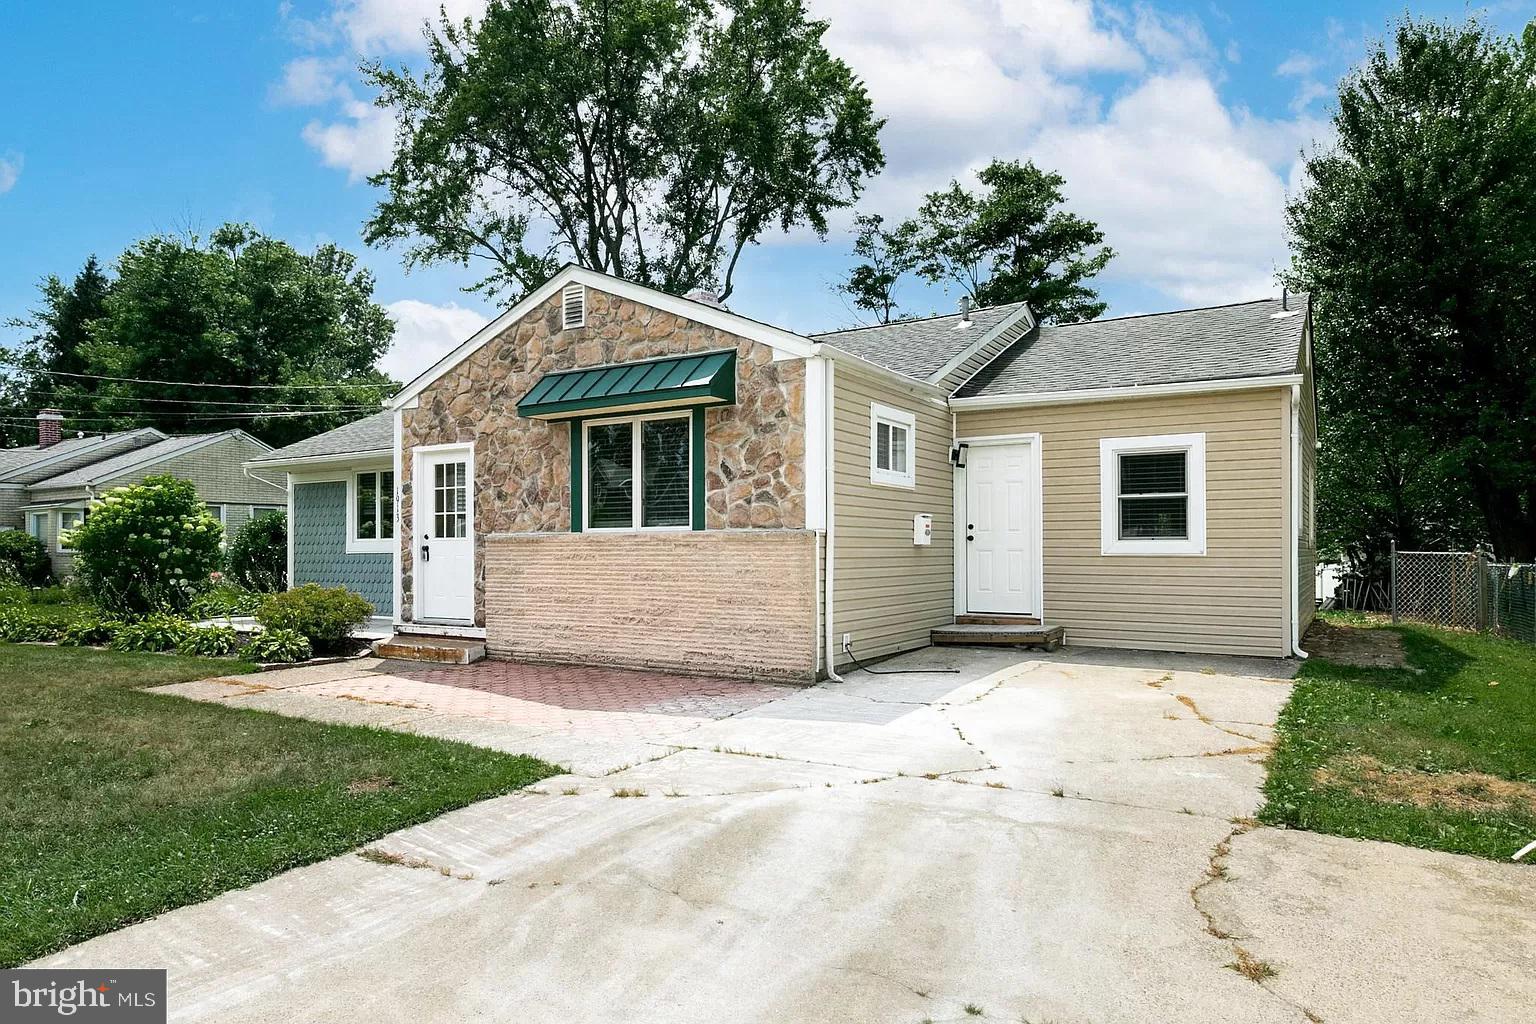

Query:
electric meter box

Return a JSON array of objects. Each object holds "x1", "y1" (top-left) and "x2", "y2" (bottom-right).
[{"x1": 913, "y1": 513, "x2": 933, "y2": 546}]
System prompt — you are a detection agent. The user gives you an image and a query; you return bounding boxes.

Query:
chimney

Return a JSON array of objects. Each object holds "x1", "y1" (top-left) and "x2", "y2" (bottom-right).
[
  {"x1": 36, "y1": 409, "x2": 64, "y2": 448},
  {"x1": 958, "y1": 296, "x2": 973, "y2": 325}
]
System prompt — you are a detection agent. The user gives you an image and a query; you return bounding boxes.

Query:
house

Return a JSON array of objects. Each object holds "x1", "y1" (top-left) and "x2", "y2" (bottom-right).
[
  {"x1": 0, "y1": 414, "x2": 286, "y2": 578},
  {"x1": 249, "y1": 265, "x2": 1315, "y2": 681}
]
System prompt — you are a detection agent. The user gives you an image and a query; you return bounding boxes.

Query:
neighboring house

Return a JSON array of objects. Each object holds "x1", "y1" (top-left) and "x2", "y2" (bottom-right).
[
  {"x1": 0, "y1": 413, "x2": 285, "y2": 578},
  {"x1": 251, "y1": 265, "x2": 1315, "y2": 681}
]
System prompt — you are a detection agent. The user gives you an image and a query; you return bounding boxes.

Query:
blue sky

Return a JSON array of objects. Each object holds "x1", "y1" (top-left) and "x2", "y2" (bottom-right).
[{"x1": 2, "y1": 1, "x2": 1532, "y2": 381}]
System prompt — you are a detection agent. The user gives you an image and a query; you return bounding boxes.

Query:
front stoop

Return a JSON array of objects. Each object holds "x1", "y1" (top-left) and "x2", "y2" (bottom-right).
[
  {"x1": 931, "y1": 623, "x2": 1064, "y2": 651},
  {"x1": 372, "y1": 635, "x2": 487, "y2": 665}
]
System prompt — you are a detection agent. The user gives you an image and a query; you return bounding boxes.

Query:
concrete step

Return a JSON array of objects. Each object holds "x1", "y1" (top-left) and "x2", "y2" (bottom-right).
[
  {"x1": 931, "y1": 623, "x2": 1064, "y2": 651},
  {"x1": 373, "y1": 635, "x2": 486, "y2": 665},
  {"x1": 955, "y1": 613, "x2": 1043, "y2": 626}
]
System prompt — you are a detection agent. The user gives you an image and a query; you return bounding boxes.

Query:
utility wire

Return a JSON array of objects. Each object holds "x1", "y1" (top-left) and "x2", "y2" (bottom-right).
[
  {"x1": 0, "y1": 359, "x2": 399, "y2": 391},
  {"x1": 24, "y1": 389, "x2": 388, "y2": 409}
]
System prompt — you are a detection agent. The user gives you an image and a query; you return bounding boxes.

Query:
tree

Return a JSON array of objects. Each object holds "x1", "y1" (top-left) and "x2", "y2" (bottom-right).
[
  {"x1": 10, "y1": 225, "x2": 397, "y2": 448},
  {"x1": 836, "y1": 214, "x2": 916, "y2": 324},
  {"x1": 1287, "y1": 18, "x2": 1536, "y2": 562},
  {"x1": 227, "y1": 511, "x2": 288, "y2": 593},
  {"x1": 0, "y1": 257, "x2": 110, "y2": 446},
  {"x1": 363, "y1": 0, "x2": 885, "y2": 303},
  {"x1": 839, "y1": 160, "x2": 1113, "y2": 326}
]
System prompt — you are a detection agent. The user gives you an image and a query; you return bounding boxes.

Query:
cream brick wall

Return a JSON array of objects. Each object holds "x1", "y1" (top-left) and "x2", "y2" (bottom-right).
[{"x1": 484, "y1": 530, "x2": 818, "y2": 682}]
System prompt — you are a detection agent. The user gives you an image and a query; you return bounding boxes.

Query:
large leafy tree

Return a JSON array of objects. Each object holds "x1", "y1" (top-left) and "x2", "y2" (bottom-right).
[
  {"x1": 363, "y1": 0, "x2": 885, "y2": 302},
  {"x1": 0, "y1": 257, "x2": 111, "y2": 445},
  {"x1": 3, "y1": 225, "x2": 395, "y2": 448},
  {"x1": 1288, "y1": 18, "x2": 1536, "y2": 563},
  {"x1": 840, "y1": 160, "x2": 1113, "y2": 325}
]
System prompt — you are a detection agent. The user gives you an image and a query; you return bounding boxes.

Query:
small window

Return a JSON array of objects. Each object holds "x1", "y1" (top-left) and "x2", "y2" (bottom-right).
[
  {"x1": 869, "y1": 403, "x2": 916, "y2": 488},
  {"x1": 1100, "y1": 433, "x2": 1206, "y2": 556},
  {"x1": 585, "y1": 413, "x2": 691, "y2": 530},
  {"x1": 27, "y1": 512, "x2": 46, "y2": 542},
  {"x1": 208, "y1": 504, "x2": 226, "y2": 528},
  {"x1": 250, "y1": 505, "x2": 285, "y2": 520},
  {"x1": 561, "y1": 283, "x2": 586, "y2": 330},
  {"x1": 57, "y1": 509, "x2": 82, "y2": 552},
  {"x1": 353, "y1": 470, "x2": 395, "y2": 547}
]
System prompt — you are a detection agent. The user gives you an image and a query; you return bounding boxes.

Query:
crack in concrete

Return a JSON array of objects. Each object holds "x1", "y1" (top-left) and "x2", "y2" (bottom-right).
[
  {"x1": 1189, "y1": 824, "x2": 1327, "y2": 1023},
  {"x1": 1175, "y1": 694, "x2": 1270, "y2": 745}
]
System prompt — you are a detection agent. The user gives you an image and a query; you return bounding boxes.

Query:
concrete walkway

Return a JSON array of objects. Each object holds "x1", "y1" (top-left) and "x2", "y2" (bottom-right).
[{"x1": 37, "y1": 648, "x2": 1535, "y2": 1023}]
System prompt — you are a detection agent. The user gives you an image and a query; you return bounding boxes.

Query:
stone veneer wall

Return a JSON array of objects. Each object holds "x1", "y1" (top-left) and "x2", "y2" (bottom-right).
[
  {"x1": 484, "y1": 531, "x2": 818, "y2": 681},
  {"x1": 400, "y1": 286, "x2": 807, "y2": 624}
]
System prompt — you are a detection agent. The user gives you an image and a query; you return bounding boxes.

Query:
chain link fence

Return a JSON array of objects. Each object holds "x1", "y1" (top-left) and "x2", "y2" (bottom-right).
[{"x1": 1389, "y1": 546, "x2": 1536, "y2": 644}]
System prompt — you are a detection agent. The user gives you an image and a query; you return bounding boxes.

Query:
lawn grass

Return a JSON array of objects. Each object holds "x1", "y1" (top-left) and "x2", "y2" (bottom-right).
[
  {"x1": 1261, "y1": 618, "x2": 1536, "y2": 861},
  {"x1": 0, "y1": 644, "x2": 558, "y2": 966}
]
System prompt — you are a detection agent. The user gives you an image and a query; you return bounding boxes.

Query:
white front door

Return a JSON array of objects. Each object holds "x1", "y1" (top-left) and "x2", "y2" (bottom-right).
[
  {"x1": 965, "y1": 441, "x2": 1037, "y2": 614},
  {"x1": 417, "y1": 449, "x2": 474, "y2": 622}
]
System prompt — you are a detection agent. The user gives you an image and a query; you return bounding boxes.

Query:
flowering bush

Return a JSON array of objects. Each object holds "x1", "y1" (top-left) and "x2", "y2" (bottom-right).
[
  {"x1": 227, "y1": 512, "x2": 287, "y2": 593},
  {"x1": 242, "y1": 627, "x2": 312, "y2": 664},
  {"x1": 67, "y1": 476, "x2": 225, "y2": 615}
]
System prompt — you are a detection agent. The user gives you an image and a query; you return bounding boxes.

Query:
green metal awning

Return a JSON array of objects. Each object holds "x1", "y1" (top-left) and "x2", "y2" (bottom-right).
[{"x1": 517, "y1": 349, "x2": 737, "y2": 420}]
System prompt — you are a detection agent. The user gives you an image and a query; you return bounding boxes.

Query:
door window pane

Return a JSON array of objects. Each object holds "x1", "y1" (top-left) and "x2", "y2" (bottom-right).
[
  {"x1": 641, "y1": 418, "x2": 690, "y2": 527},
  {"x1": 587, "y1": 423, "x2": 634, "y2": 529},
  {"x1": 433, "y1": 461, "x2": 467, "y2": 538}
]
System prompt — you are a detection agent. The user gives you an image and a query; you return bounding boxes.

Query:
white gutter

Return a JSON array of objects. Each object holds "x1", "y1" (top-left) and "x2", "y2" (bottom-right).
[
  {"x1": 244, "y1": 447, "x2": 393, "y2": 471},
  {"x1": 822, "y1": 358, "x2": 843, "y2": 682},
  {"x1": 1289, "y1": 383, "x2": 1308, "y2": 659},
  {"x1": 948, "y1": 374, "x2": 1304, "y2": 410}
]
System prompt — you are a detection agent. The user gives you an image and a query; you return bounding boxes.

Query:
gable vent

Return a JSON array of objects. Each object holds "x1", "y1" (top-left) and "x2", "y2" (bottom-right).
[{"x1": 561, "y1": 283, "x2": 586, "y2": 330}]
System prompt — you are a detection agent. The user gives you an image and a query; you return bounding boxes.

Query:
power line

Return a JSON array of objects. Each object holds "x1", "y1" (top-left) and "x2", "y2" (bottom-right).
[
  {"x1": 0, "y1": 359, "x2": 400, "y2": 391},
  {"x1": 25, "y1": 389, "x2": 388, "y2": 410}
]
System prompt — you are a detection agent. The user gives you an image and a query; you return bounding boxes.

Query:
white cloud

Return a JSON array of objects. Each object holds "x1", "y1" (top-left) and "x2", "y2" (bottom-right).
[
  {"x1": 270, "y1": 56, "x2": 350, "y2": 106},
  {"x1": 380, "y1": 299, "x2": 489, "y2": 381},
  {"x1": 301, "y1": 98, "x2": 396, "y2": 182},
  {"x1": 0, "y1": 154, "x2": 21, "y2": 195},
  {"x1": 334, "y1": 0, "x2": 486, "y2": 55}
]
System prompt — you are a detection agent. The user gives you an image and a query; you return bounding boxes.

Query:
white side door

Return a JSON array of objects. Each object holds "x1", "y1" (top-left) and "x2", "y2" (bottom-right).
[
  {"x1": 965, "y1": 441, "x2": 1036, "y2": 614},
  {"x1": 417, "y1": 449, "x2": 474, "y2": 622}
]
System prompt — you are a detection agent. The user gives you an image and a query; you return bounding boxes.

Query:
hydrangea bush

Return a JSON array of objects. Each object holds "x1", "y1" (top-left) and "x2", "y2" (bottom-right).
[{"x1": 67, "y1": 475, "x2": 225, "y2": 615}]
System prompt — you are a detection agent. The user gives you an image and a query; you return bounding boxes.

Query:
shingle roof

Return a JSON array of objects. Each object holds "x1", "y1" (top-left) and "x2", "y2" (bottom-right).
[
  {"x1": 811, "y1": 302, "x2": 1031, "y2": 381},
  {"x1": 30, "y1": 432, "x2": 245, "y2": 489},
  {"x1": 247, "y1": 410, "x2": 394, "y2": 465},
  {"x1": 954, "y1": 297, "x2": 1308, "y2": 399},
  {"x1": 0, "y1": 428, "x2": 166, "y2": 484}
]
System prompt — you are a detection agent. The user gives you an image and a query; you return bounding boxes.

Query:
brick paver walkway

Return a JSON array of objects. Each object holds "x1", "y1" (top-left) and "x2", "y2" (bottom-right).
[{"x1": 385, "y1": 660, "x2": 799, "y2": 719}]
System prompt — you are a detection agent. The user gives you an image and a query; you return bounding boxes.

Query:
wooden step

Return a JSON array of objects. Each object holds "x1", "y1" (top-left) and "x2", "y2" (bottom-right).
[
  {"x1": 372, "y1": 635, "x2": 486, "y2": 665},
  {"x1": 955, "y1": 613, "x2": 1042, "y2": 626},
  {"x1": 931, "y1": 623, "x2": 1064, "y2": 651}
]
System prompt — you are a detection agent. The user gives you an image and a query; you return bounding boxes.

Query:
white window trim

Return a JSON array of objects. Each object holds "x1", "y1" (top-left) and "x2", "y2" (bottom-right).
[
  {"x1": 561, "y1": 282, "x2": 586, "y2": 329},
  {"x1": 582, "y1": 410, "x2": 692, "y2": 533},
  {"x1": 869, "y1": 402, "x2": 916, "y2": 489},
  {"x1": 1099, "y1": 432, "x2": 1206, "y2": 556},
  {"x1": 56, "y1": 508, "x2": 85, "y2": 553},
  {"x1": 28, "y1": 512, "x2": 47, "y2": 544},
  {"x1": 248, "y1": 504, "x2": 284, "y2": 520},
  {"x1": 346, "y1": 469, "x2": 396, "y2": 554}
]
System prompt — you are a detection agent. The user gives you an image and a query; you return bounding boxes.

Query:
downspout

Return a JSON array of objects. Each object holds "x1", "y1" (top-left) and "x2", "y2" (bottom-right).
[
  {"x1": 1289, "y1": 383, "x2": 1309, "y2": 659},
  {"x1": 823, "y1": 357, "x2": 843, "y2": 682}
]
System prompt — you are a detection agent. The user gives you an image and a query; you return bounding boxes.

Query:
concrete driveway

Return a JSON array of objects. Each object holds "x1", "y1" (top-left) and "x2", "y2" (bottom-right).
[{"x1": 38, "y1": 648, "x2": 1535, "y2": 1023}]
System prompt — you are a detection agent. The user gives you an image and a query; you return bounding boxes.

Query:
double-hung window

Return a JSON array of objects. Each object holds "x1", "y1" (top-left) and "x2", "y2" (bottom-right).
[
  {"x1": 584, "y1": 412, "x2": 691, "y2": 530},
  {"x1": 349, "y1": 469, "x2": 395, "y2": 551},
  {"x1": 1100, "y1": 433, "x2": 1206, "y2": 555},
  {"x1": 869, "y1": 403, "x2": 916, "y2": 488},
  {"x1": 57, "y1": 509, "x2": 83, "y2": 552}
]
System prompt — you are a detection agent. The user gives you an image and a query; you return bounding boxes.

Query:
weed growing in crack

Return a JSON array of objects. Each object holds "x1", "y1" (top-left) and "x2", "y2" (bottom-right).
[
  {"x1": 1050, "y1": 786, "x2": 1065, "y2": 798},
  {"x1": 610, "y1": 787, "x2": 646, "y2": 798},
  {"x1": 561, "y1": 787, "x2": 580, "y2": 796},
  {"x1": 1228, "y1": 947, "x2": 1277, "y2": 982},
  {"x1": 985, "y1": 781, "x2": 1009, "y2": 789},
  {"x1": 964, "y1": 1004, "x2": 985, "y2": 1016}
]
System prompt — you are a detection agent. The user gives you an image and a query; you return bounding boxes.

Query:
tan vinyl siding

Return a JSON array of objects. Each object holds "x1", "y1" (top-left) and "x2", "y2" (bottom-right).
[
  {"x1": 831, "y1": 366, "x2": 954, "y2": 667},
  {"x1": 1297, "y1": 336, "x2": 1317, "y2": 637},
  {"x1": 0, "y1": 486, "x2": 24, "y2": 530},
  {"x1": 937, "y1": 316, "x2": 1033, "y2": 393},
  {"x1": 956, "y1": 387, "x2": 1290, "y2": 658}
]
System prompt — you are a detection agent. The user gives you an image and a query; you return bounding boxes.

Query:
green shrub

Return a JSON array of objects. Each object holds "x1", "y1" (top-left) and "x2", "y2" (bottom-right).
[
  {"x1": 58, "y1": 616, "x2": 122, "y2": 648},
  {"x1": 227, "y1": 512, "x2": 287, "y2": 593},
  {"x1": 24, "y1": 583, "x2": 84, "y2": 606},
  {"x1": 0, "y1": 529, "x2": 51, "y2": 587},
  {"x1": 256, "y1": 584, "x2": 373, "y2": 649},
  {"x1": 242, "y1": 627, "x2": 312, "y2": 664},
  {"x1": 0, "y1": 608, "x2": 65, "y2": 643},
  {"x1": 68, "y1": 476, "x2": 224, "y2": 616},
  {"x1": 109, "y1": 614, "x2": 194, "y2": 653},
  {"x1": 188, "y1": 582, "x2": 263, "y2": 619},
  {"x1": 177, "y1": 625, "x2": 244, "y2": 658}
]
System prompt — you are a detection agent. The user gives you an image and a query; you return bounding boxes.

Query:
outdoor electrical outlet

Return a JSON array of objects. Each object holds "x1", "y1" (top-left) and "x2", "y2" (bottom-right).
[{"x1": 841, "y1": 633, "x2": 852, "y2": 651}]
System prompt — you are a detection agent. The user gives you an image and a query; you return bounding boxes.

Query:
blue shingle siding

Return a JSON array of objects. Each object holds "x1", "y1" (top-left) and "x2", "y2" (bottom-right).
[{"x1": 292, "y1": 481, "x2": 393, "y2": 616}]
